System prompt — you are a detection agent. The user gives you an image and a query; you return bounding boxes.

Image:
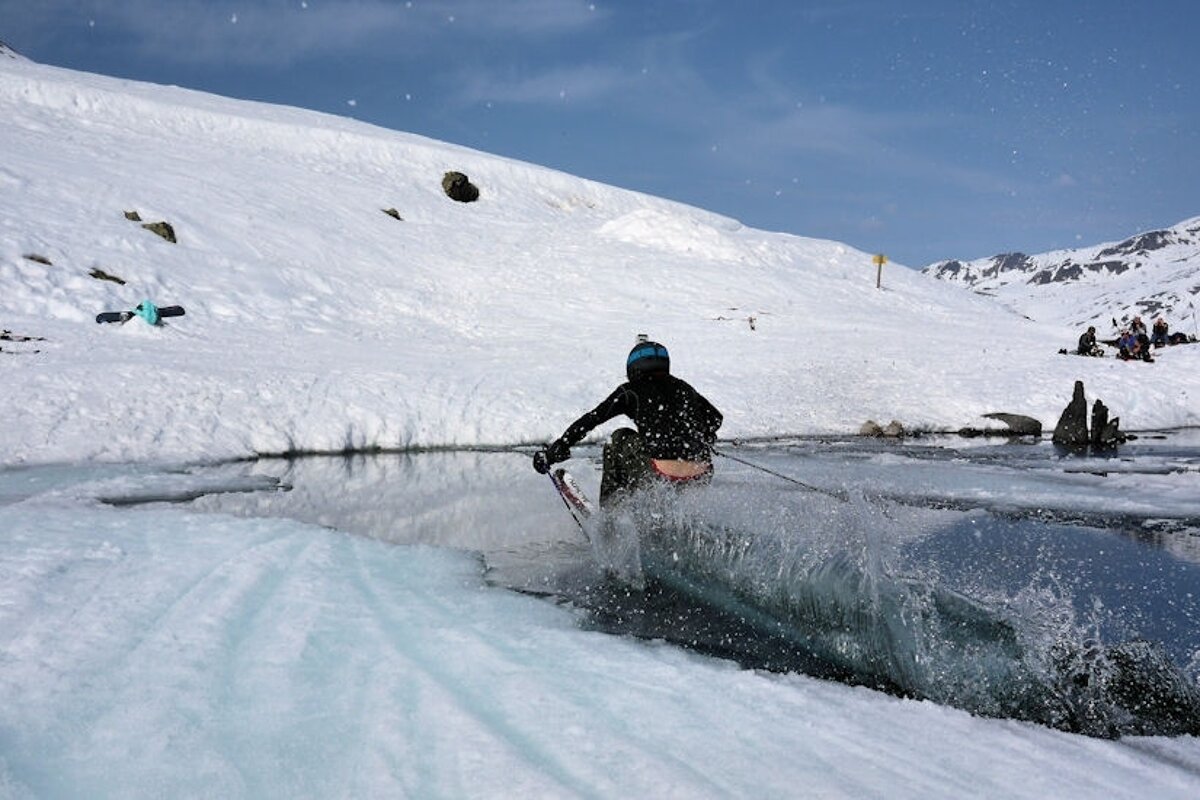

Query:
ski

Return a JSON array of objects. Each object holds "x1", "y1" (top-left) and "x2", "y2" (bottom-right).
[
  {"x1": 549, "y1": 467, "x2": 595, "y2": 533},
  {"x1": 552, "y1": 468, "x2": 594, "y2": 517}
]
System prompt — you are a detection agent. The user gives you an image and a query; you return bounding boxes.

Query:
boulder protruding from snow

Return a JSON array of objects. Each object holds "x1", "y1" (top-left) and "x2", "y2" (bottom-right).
[
  {"x1": 860, "y1": 419, "x2": 905, "y2": 438},
  {"x1": 1052, "y1": 381, "x2": 1089, "y2": 448},
  {"x1": 1052, "y1": 380, "x2": 1124, "y2": 452},
  {"x1": 442, "y1": 171, "x2": 480, "y2": 203},
  {"x1": 981, "y1": 412, "x2": 1043, "y2": 436},
  {"x1": 142, "y1": 221, "x2": 176, "y2": 243},
  {"x1": 1090, "y1": 398, "x2": 1124, "y2": 449}
]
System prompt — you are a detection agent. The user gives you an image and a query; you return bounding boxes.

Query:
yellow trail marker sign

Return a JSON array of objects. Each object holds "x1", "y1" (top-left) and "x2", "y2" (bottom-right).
[{"x1": 873, "y1": 254, "x2": 888, "y2": 288}]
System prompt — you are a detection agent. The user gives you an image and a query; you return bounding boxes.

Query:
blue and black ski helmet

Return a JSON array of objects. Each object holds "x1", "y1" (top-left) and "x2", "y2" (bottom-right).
[{"x1": 627, "y1": 340, "x2": 670, "y2": 381}]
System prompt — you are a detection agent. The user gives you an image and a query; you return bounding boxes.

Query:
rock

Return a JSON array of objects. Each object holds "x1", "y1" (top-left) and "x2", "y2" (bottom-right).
[
  {"x1": 141, "y1": 221, "x2": 177, "y2": 243},
  {"x1": 860, "y1": 420, "x2": 905, "y2": 438},
  {"x1": 124, "y1": 210, "x2": 142, "y2": 222},
  {"x1": 382, "y1": 208, "x2": 403, "y2": 220},
  {"x1": 22, "y1": 253, "x2": 51, "y2": 265},
  {"x1": 1052, "y1": 380, "x2": 1090, "y2": 448},
  {"x1": 981, "y1": 412, "x2": 1042, "y2": 436},
  {"x1": 89, "y1": 268, "x2": 126, "y2": 285},
  {"x1": 442, "y1": 171, "x2": 480, "y2": 203},
  {"x1": 1052, "y1": 381, "x2": 1124, "y2": 452},
  {"x1": 1091, "y1": 399, "x2": 1125, "y2": 447}
]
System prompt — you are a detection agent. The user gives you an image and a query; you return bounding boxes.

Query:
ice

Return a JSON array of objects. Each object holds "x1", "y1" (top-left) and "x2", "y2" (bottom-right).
[{"x1": 1, "y1": 464, "x2": 1199, "y2": 798}]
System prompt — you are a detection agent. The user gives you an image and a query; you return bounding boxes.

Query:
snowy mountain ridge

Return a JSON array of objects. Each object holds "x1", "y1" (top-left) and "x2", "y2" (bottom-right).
[
  {"x1": 0, "y1": 40, "x2": 25, "y2": 60},
  {"x1": 923, "y1": 216, "x2": 1200, "y2": 332}
]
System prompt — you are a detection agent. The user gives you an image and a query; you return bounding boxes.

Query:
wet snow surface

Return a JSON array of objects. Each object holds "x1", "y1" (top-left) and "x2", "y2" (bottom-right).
[{"x1": 2, "y1": 436, "x2": 1198, "y2": 798}]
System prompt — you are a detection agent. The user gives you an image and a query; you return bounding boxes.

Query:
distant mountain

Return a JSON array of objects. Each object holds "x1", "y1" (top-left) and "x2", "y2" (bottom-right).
[
  {"x1": 0, "y1": 41, "x2": 26, "y2": 61},
  {"x1": 923, "y1": 217, "x2": 1200, "y2": 334}
]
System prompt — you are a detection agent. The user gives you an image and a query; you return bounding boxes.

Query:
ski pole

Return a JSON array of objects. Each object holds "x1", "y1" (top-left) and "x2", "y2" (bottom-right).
[{"x1": 713, "y1": 446, "x2": 849, "y2": 502}]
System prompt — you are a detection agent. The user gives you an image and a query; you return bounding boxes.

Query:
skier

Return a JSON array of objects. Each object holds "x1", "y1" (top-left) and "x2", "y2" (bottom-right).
[{"x1": 532, "y1": 337, "x2": 723, "y2": 507}]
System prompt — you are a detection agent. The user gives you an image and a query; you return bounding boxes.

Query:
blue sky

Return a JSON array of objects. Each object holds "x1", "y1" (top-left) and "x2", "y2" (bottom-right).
[{"x1": 4, "y1": 0, "x2": 1197, "y2": 267}]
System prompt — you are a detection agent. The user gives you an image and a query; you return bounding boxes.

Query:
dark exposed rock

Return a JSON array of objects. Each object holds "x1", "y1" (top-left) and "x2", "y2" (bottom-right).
[
  {"x1": 1098, "y1": 230, "x2": 1173, "y2": 258},
  {"x1": 89, "y1": 268, "x2": 126, "y2": 285},
  {"x1": 1090, "y1": 398, "x2": 1125, "y2": 448},
  {"x1": 1085, "y1": 260, "x2": 1131, "y2": 275},
  {"x1": 983, "y1": 252, "x2": 1034, "y2": 278},
  {"x1": 124, "y1": 210, "x2": 142, "y2": 222},
  {"x1": 22, "y1": 253, "x2": 51, "y2": 265},
  {"x1": 141, "y1": 221, "x2": 176, "y2": 243},
  {"x1": 928, "y1": 260, "x2": 966, "y2": 280},
  {"x1": 1, "y1": 328, "x2": 46, "y2": 355},
  {"x1": 1028, "y1": 260, "x2": 1131, "y2": 285},
  {"x1": 1, "y1": 329, "x2": 46, "y2": 342},
  {"x1": 1052, "y1": 381, "x2": 1124, "y2": 452},
  {"x1": 1029, "y1": 263, "x2": 1081, "y2": 284},
  {"x1": 1052, "y1": 381, "x2": 1090, "y2": 449},
  {"x1": 382, "y1": 208, "x2": 403, "y2": 220},
  {"x1": 980, "y1": 412, "x2": 1042, "y2": 436},
  {"x1": 442, "y1": 171, "x2": 480, "y2": 203}
]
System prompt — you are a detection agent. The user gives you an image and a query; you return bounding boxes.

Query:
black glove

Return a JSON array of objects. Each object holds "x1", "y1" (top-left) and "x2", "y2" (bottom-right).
[{"x1": 532, "y1": 440, "x2": 570, "y2": 474}]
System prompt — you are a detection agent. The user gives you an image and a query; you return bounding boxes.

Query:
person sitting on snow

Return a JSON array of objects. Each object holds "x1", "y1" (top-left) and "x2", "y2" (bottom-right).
[
  {"x1": 1117, "y1": 329, "x2": 1137, "y2": 360},
  {"x1": 1076, "y1": 326, "x2": 1103, "y2": 357},
  {"x1": 1118, "y1": 328, "x2": 1154, "y2": 362},
  {"x1": 1136, "y1": 329, "x2": 1155, "y2": 361},
  {"x1": 1151, "y1": 317, "x2": 1169, "y2": 348},
  {"x1": 532, "y1": 337, "x2": 723, "y2": 507}
]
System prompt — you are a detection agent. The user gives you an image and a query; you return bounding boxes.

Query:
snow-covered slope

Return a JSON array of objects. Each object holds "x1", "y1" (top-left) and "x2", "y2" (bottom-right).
[
  {"x1": 924, "y1": 217, "x2": 1200, "y2": 332},
  {"x1": 2, "y1": 56, "x2": 1198, "y2": 467}
]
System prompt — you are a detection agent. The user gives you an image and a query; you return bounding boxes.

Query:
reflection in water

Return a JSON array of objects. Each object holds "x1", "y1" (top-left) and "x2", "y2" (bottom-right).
[{"x1": 185, "y1": 444, "x2": 1200, "y2": 738}]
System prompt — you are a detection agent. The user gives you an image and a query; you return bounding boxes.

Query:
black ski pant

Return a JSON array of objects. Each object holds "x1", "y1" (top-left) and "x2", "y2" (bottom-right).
[{"x1": 600, "y1": 428, "x2": 650, "y2": 507}]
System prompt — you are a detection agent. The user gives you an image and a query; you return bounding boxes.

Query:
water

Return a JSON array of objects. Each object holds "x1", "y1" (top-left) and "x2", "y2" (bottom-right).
[{"x1": 55, "y1": 432, "x2": 1200, "y2": 736}]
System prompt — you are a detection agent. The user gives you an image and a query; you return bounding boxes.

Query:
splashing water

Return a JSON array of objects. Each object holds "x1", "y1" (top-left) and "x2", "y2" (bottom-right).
[{"x1": 587, "y1": 481, "x2": 1200, "y2": 738}]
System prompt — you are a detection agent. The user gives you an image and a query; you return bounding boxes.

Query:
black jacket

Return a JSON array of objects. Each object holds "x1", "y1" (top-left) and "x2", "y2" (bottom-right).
[{"x1": 555, "y1": 374, "x2": 723, "y2": 460}]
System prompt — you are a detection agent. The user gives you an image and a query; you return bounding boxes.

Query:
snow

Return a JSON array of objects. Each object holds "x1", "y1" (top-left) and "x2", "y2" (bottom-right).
[
  {"x1": 2, "y1": 468, "x2": 1199, "y2": 799},
  {"x1": 2, "y1": 58, "x2": 1198, "y2": 466},
  {"x1": 1, "y1": 56, "x2": 1198, "y2": 798}
]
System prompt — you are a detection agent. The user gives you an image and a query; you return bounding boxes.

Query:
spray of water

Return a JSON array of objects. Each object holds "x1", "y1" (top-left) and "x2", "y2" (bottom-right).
[{"x1": 590, "y1": 481, "x2": 1200, "y2": 737}]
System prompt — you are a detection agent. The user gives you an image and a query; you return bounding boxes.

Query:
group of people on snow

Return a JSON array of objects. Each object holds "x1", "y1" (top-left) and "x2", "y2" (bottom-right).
[{"x1": 1074, "y1": 315, "x2": 1194, "y2": 362}]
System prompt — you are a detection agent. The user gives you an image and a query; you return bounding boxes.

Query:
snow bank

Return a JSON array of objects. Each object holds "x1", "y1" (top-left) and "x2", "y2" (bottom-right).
[{"x1": 1, "y1": 57, "x2": 1197, "y2": 468}]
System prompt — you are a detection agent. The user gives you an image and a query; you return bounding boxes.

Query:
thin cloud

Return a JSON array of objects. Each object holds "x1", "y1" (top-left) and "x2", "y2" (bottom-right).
[
  {"x1": 454, "y1": 62, "x2": 629, "y2": 106},
  {"x1": 5, "y1": 0, "x2": 605, "y2": 67}
]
